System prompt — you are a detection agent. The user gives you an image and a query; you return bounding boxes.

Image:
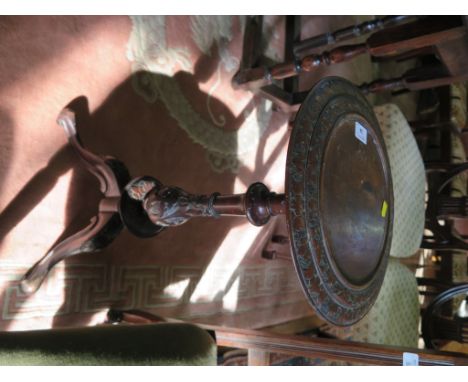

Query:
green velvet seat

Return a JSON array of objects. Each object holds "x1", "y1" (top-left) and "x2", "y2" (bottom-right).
[{"x1": 0, "y1": 323, "x2": 217, "y2": 366}]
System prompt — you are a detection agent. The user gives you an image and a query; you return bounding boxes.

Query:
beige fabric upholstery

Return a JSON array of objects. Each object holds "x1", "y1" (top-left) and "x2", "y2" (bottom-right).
[
  {"x1": 374, "y1": 104, "x2": 425, "y2": 258},
  {"x1": 450, "y1": 133, "x2": 467, "y2": 197},
  {"x1": 449, "y1": 84, "x2": 468, "y2": 311},
  {"x1": 312, "y1": 259, "x2": 420, "y2": 365},
  {"x1": 450, "y1": 83, "x2": 467, "y2": 131},
  {"x1": 452, "y1": 251, "x2": 468, "y2": 312},
  {"x1": 449, "y1": 83, "x2": 467, "y2": 196},
  {"x1": 324, "y1": 259, "x2": 420, "y2": 347}
]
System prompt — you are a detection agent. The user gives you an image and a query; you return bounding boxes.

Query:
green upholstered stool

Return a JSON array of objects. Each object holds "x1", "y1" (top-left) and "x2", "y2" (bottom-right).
[{"x1": 0, "y1": 323, "x2": 217, "y2": 366}]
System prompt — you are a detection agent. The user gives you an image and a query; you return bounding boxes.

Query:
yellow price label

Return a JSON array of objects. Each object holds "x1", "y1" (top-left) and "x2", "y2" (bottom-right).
[{"x1": 381, "y1": 200, "x2": 388, "y2": 218}]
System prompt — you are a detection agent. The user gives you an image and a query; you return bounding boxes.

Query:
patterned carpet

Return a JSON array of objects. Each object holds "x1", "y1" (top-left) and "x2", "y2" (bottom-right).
[{"x1": 0, "y1": 16, "x2": 376, "y2": 331}]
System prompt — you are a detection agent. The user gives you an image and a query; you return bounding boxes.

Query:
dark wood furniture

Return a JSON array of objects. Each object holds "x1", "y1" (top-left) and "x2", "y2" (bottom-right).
[
  {"x1": 21, "y1": 77, "x2": 393, "y2": 327},
  {"x1": 404, "y1": 85, "x2": 468, "y2": 328},
  {"x1": 234, "y1": 16, "x2": 468, "y2": 113},
  {"x1": 422, "y1": 284, "x2": 468, "y2": 349},
  {"x1": 423, "y1": 161, "x2": 468, "y2": 251},
  {"x1": 292, "y1": 16, "x2": 417, "y2": 57},
  {"x1": 416, "y1": 84, "x2": 468, "y2": 252}
]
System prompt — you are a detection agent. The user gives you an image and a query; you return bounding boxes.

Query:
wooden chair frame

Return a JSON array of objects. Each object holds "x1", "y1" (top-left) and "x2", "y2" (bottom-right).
[{"x1": 234, "y1": 16, "x2": 468, "y2": 113}]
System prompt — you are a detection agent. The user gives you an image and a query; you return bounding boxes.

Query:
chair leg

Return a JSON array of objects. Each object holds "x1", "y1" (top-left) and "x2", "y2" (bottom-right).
[
  {"x1": 239, "y1": 16, "x2": 263, "y2": 71},
  {"x1": 293, "y1": 16, "x2": 418, "y2": 58}
]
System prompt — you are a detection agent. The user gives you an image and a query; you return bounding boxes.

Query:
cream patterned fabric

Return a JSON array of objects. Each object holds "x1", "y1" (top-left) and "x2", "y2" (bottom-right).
[
  {"x1": 324, "y1": 259, "x2": 420, "y2": 347},
  {"x1": 453, "y1": 251, "x2": 468, "y2": 284},
  {"x1": 450, "y1": 133, "x2": 467, "y2": 197},
  {"x1": 448, "y1": 84, "x2": 467, "y2": 313},
  {"x1": 450, "y1": 83, "x2": 467, "y2": 131},
  {"x1": 313, "y1": 259, "x2": 420, "y2": 365},
  {"x1": 452, "y1": 251, "x2": 468, "y2": 312},
  {"x1": 374, "y1": 104, "x2": 426, "y2": 258},
  {"x1": 449, "y1": 83, "x2": 467, "y2": 196}
]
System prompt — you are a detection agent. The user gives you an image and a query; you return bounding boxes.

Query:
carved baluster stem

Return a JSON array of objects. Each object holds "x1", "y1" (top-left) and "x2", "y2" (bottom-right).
[{"x1": 136, "y1": 180, "x2": 286, "y2": 228}]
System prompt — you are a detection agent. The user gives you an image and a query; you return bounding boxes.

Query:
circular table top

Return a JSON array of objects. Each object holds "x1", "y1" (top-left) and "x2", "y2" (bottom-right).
[{"x1": 286, "y1": 77, "x2": 393, "y2": 326}]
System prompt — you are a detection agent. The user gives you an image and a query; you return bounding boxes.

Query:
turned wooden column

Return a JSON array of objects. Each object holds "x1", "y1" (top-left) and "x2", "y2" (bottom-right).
[
  {"x1": 293, "y1": 15, "x2": 416, "y2": 57},
  {"x1": 232, "y1": 43, "x2": 368, "y2": 88},
  {"x1": 134, "y1": 179, "x2": 286, "y2": 228},
  {"x1": 212, "y1": 183, "x2": 286, "y2": 226}
]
